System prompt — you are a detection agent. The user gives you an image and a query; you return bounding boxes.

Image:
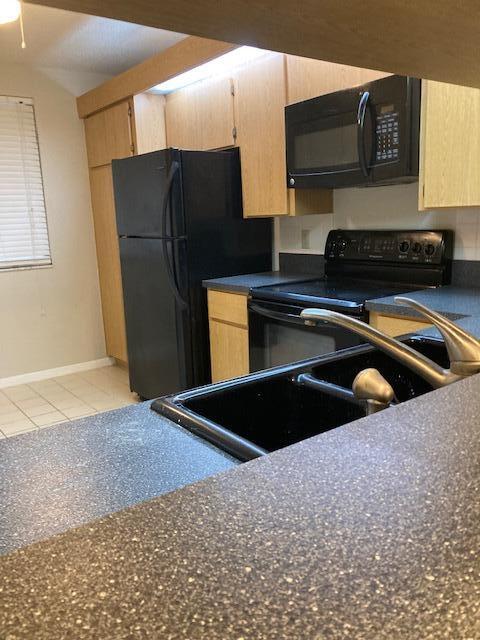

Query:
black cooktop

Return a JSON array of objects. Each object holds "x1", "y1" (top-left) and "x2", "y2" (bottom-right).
[
  {"x1": 250, "y1": 277, "x2": 422, "y2": 312},
  {"x1": 250, "y1": 230, "x2": 452, "y2": 314}
]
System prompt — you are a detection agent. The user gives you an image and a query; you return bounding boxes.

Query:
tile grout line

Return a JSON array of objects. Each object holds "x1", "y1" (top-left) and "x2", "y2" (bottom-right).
[
  {"x1": 0, "y1": 366, "x2": 137, "y2": 437},
  {"x1": 24, "y1": 386, "x2": 72, "y2": 424}
]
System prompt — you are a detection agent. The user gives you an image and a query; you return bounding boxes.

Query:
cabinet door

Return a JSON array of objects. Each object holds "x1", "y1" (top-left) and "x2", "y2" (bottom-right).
[
  {"x1": 133, "y1": 93, "x2": 167, "y2": 154},
  {"x1": 420, "y1": 80, "x2": 480, "y2": 209},
  {"x1": 233, "y1": 53, "x2": 289, "y2": 217},
  {"x1": 286, "y1": 55, "x2": 390, "y2": 105},
  {"x1": 165, "y1": 76, "x2": 235, "y2": 150},
  {"x1": 207, "y1": 290, "x2": 249, "y2": 382},
  {"x1": 85, "y1": 100, "x2": 134, "y2": 167},
  {"x1": 209, "y1": 320, "x2": 249, "y2": 382},
  {"x1": 104, "y1": 100, "x2": 135, "y2": 161},
  {"x1": 89, "y1": 165, "x2": 128, "y2": 363}
]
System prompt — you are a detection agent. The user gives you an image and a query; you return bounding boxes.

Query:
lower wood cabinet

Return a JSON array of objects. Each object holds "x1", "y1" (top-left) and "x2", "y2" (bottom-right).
[
  {"x1": 207, "y1": 290, "x2": 249, "y2": 382},
  {"x1": 369, "y1": 311, "x2": 432, "y2": 337}
]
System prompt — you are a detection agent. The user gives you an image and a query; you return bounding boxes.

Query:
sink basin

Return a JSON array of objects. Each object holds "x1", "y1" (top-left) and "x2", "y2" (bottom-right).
[{"x1": 152, "y1": 336, "x2": 449, "y2": 462}]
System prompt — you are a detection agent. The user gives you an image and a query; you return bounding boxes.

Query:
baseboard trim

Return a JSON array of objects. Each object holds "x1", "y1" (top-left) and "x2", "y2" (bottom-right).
[{"x1": 0, "y1": 357, "x2": 115, "y2": 389}]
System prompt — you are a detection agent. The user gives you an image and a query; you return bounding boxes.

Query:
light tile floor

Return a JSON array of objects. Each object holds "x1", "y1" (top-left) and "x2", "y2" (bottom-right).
[{"x1": 0, "y1": 365, "x2": 139, "y2": 438}]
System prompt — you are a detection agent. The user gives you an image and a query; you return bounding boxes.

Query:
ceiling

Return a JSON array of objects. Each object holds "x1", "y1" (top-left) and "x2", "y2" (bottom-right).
[{"x1": 0, "y1": 3, "x2": 186, "y2": 76}]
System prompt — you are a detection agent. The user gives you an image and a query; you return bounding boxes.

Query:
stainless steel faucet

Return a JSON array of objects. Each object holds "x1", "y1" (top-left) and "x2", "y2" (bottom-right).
[{"x1": 301, "y1": 296, "x2": 480, "y2": 389}]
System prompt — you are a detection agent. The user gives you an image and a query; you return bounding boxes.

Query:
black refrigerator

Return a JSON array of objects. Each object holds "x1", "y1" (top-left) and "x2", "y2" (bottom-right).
[{"x1": 112, "y1": 148, "x2": 272, "y2": 400}]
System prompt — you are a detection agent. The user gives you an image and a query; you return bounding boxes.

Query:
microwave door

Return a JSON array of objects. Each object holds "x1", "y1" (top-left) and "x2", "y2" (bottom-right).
[{"x1": 286, "y1": 100, "x2": 372, "y2": 189}]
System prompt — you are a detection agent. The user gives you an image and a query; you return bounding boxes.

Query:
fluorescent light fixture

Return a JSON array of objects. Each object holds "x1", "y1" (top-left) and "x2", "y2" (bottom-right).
[
  {"x1": 152, "y1": 46, "x2": 270, "y2": 94},
  {"x1": 0, "y1": 0, "x2": 20, "y2": 24}
]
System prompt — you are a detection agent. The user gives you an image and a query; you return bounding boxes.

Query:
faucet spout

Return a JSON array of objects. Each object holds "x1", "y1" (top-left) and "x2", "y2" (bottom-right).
[
  {"x1": 300, "y1": 308, "x2": 459, "y2": 389},
  {"x1": 394, "y1": 297, "x2": 480, "y2": 376}
]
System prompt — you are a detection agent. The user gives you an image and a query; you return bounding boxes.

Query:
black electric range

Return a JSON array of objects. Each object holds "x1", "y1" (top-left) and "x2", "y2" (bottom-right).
[{"x1": 248, "y1": 229, "x2": 453, "y2": 372}]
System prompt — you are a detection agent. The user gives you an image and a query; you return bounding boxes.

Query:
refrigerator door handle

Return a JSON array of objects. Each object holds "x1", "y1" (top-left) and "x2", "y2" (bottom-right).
[
  {"x1": 163, "y1": 237, "x2": 188, "y2": 310},
  {"x1": 161, "y1": 160, "x2": 180, "y2": 238},
  {"x1": 159, "y1": 160, "x2": 187, "y2": 309}
]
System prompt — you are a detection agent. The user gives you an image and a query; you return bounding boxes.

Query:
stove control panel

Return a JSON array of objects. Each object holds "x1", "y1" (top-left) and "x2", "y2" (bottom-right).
[{"x1": 325, "y1": 230, "x2": 453, "y2": 265}]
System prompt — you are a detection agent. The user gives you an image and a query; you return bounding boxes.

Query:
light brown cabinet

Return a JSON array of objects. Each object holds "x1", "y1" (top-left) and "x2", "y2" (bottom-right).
[
  {"x1": 233, "y1": 53, "x2": 290, "y2": 217},
  {"x1": 369, "y1": 311, "x2": 431, "y2": 337},
  {"x1": 89, "y1": 165, "x2": 128, "y2": 362},
  {"x1": 286, "y1": 56, "x2": 390, "y2": 105},
  {"x1": 419, "y1": 80, "x2": 480, "y2": 209},
  {"x1": 165, "y1": 76, "x2": 235, "y2": 150},
  {"x1": 132, "y1": 93, "x2": 167, "y2": 154},
  {"x1": 207, "y1": 290, "x2": 249, "y2": 382},
  {"x1": 85, "y1": 100, "x2": 135, "y2": 168},
  {"x1": 84, "y1": 98, "x2": 137, "y2": 363}
]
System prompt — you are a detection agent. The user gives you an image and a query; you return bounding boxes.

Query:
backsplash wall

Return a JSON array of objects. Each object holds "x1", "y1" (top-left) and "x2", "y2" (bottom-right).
[{"x1": 277, "y1": 182, "x2": 480, "y2": 261}]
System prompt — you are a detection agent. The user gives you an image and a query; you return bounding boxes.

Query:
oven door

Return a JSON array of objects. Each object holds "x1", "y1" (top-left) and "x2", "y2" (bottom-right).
[{"x1": 248, "y1": 299, "x2": 366, "y2": 373}]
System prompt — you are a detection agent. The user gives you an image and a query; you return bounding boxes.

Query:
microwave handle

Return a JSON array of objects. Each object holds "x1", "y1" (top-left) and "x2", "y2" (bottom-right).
[{"x1": 357, "y1": 91, "x2": 370, "y2": 178}]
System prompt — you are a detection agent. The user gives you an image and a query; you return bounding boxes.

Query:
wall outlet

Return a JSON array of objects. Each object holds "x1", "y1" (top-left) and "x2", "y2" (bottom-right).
[{"x1": 301, "y1": 229, "x2": 311, "y2": 250}]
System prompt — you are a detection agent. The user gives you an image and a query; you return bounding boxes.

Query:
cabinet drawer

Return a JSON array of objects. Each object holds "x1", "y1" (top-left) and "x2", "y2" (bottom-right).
[{"x1": 207, "y1": 290, "x2": 248, "y2": 327}]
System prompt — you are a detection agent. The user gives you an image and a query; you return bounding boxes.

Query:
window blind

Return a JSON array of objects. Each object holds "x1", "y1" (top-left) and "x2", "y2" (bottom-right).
[{"x1": 0, "y1": 96, "x2": 51, "y2": 269}]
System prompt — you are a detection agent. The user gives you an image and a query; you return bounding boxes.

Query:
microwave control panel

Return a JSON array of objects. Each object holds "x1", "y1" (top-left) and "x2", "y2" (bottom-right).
[
  {"x1": 325, "y1": 230, "x2": 453, "y2": 266},
  {"x1": 375, "y1": 111, "x2": 400, "y2": 163}
]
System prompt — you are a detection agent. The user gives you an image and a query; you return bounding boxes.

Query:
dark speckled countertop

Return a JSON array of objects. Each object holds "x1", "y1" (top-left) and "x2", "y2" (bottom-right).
[
  {"x1": 0, "y1": 403, "x2": 237, "y2": 555},
  {"x1": 1, "y1": 282, "x2": 480, "y2": 638},
  {"x1": 1, "y1": 374, "x2": 479, "y2": 638},
  {"x1": 366, "y1": 284, "x2": 480, "y2": 320},
  {"x1": 202, "y1": 270, "x2": 318, "y2": 294}
]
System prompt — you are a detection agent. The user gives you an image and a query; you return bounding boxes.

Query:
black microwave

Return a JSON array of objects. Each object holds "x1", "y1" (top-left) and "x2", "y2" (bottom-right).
[{"x1": 285, "y1": 75, "x2": 421, "y2": 189}]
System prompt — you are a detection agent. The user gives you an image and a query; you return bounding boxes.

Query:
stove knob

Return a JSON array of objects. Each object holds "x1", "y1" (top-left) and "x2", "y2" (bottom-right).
[
  {"x1": 412, "y1": 242, "x2": 422, "y2": 254},
  {"x1": 399, "y1": 240, "x2": 410, "y2": 253},
  {"x1": 425, "y1": 243, "x2": 436, "y2": 256},
  {"x1": 338, "y1": 239, "x2": 347, "y2": 251}
]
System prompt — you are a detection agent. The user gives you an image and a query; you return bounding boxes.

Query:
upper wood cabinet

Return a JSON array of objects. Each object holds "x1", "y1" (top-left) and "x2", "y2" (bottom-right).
[
  {"x1": 286, "y1": 56, "x2": 390, "y2": 105},
  {"x1": 165, "y1": 76, "x2": 235, "y2": 150},
  {"x1": 85, "y1": 100, "x2": 135, "y2": 168},
  {"x1": 233, "y1": 53, "x2": 290, "y2": 217},
  {"x1": 132, "y1": 93, "x2": 167, "y2": 155},
  {"x1": 419, "y1": 80, "x2": 480, "y2": 209}
]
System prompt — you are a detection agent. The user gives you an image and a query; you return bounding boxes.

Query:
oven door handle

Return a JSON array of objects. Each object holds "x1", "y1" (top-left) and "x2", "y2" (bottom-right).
[{"x1": 249, "y1": 302, "x2": 307, "y2": 326}]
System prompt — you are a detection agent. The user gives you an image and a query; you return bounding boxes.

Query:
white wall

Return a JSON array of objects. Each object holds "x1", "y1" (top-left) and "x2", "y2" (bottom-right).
[
  {"x1": 0, "y1": 62, "x2": 106, "y2": 378},
  {"x1": 277, "y1": 182, "x2": 480, "y2": 261}
]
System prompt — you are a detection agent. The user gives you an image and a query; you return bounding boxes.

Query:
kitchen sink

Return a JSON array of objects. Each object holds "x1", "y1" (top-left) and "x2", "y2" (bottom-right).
[{"x1": 152, "y1": 336, "x2": 449, "y2": 462}]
